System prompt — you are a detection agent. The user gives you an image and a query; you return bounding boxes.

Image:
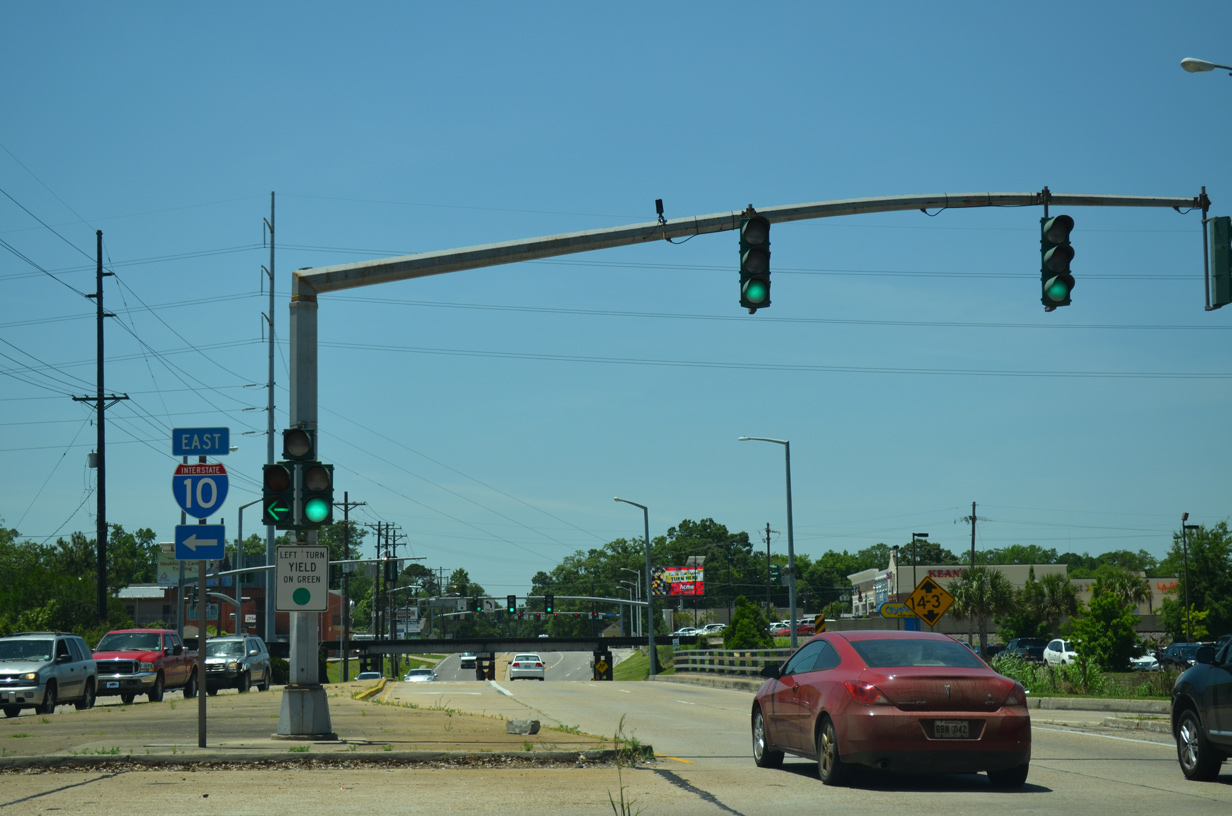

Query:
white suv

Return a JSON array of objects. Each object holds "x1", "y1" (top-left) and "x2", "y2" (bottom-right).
[
  {"x1": 1043, "y1": 638, "x2": 1079, "y2": 666},
  {"x1": 0, "y1": 632, "x2": 98, "y2": 718}
]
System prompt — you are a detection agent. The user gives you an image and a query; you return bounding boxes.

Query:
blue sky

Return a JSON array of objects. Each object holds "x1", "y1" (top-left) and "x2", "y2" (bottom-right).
[{"x1": 2, "y1": 2, "x2": 1230, "y2": 597}]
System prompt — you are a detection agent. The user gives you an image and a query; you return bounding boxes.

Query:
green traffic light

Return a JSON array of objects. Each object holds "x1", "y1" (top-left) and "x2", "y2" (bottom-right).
[
  {"x1": 304, "y1": 497, "x2": 331, "y2": 523},
  {"x1": 744, "y1": 279, "x2": 769, "y2": 304},
  {"x1": 1045, "y1": 277, "x2": 1072, "y2": 302}
]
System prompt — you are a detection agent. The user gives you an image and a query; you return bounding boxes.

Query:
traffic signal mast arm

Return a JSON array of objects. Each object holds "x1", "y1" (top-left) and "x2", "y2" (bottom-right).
[{"x1": 293, "y1": 190, "x2": 1206, "y2": 294}]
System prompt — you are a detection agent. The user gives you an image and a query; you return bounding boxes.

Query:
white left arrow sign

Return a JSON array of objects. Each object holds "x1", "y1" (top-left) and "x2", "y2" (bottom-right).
[
  {"x1": 175, "y1": 524, "x2": 225, "y2": 561},
  {"x1": 180, "y1": 532, "x2": 218, "y2": 551}
]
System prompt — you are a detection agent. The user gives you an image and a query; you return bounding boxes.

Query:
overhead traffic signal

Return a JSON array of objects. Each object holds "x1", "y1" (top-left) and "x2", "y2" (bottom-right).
[
  {"x1": 769, "y1": 564, "x2": 782, "y2": 585},
  {"x1": 472, "y1": 596, "x2": 484, "y2": 613},
  {"x1": 299, "y1": 462, "x2": 334, "y2": 526},
  {"x1": 262, "y1": 463, "x2": 294, "y2": 527},
  {"x1": 544, "y1": 593, "x2": 554, "y2": 614},
  {"x1": 1211, "y1": 216, "x2": 1231, "y2": 309},
  {"x1": 739, "y1": 212, "x2": 771, "y2": 313},
  {"x1": 282, "y1": 427, "x2": 316, "y2": 461},
  {"x1": 1040, "y1": 215, "x2": 1075, "y2": 311},
  {"x1": 506, "y1": 594, "x2": 517, "y2": 614}
]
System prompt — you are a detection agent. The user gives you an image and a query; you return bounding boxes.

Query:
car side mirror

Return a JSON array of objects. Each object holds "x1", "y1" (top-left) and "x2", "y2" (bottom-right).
[
  {"x1": 1196, "y1": 646, "x2": 1216, "y2": 665},
  {"x1": 172, "y1": 644, "x2": 183, "y2": 655},
  {"x1": 760, "y1": 662, "x2": 781, "y2": 679},
  {"x1": 56, "y1": 653, "x2": 72, "y2": 663}
]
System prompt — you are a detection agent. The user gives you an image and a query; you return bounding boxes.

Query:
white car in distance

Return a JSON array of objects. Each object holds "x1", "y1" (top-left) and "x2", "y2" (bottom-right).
[
  {"x1": 508, "y1": 653, "x2": 545, "y2": 681},
  {"x1": 1043, "y1": 638, "x2": 1079, "y2": 666}
]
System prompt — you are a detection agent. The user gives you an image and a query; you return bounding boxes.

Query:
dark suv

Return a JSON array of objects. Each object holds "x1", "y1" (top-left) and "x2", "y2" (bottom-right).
[
  {"x1": 203, "y1": 636, "x2": 271, "y2": 694},
  {"x1": 1171, "y1": 639, "x2": 1232, "y2": 780},
  {"x1": 1161, "y1": 642, "x2": 1204, "y2": 671},
  {"x1": 0, "y1": 632, "x2": 97, "y2": 717}
]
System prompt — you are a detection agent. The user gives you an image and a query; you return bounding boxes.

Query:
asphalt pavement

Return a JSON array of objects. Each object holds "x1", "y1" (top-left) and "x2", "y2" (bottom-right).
[{"x1": 0, "y1": 671, "x2": 1175, "y2": 772}]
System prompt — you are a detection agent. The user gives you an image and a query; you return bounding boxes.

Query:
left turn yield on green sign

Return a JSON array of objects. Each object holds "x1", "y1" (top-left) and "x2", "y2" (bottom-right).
[
  {"x1": 276, "y1": 544, "x2": 329, "y2": 612},
  {"x1": 176, "y1": 524, "x2": 225, "y2": 561}
]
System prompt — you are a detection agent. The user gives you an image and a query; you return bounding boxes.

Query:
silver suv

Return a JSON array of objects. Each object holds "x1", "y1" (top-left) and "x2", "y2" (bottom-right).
[
  {"x1": 204, "y1": 635, "x2": 271, "y2": 694},
  {"x1": 0, "y1": 632, "x2": 98, "y2": 718}
]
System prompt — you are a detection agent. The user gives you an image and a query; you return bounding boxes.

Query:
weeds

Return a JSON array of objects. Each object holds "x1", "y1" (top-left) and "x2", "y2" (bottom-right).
[
  {"x1": 522, "y1": 740, "x2": 533, "y2": 752},
  {"x1": 382, "y1": 744, "x2": 393, "y2": 752},
  {"x1": 608, "y1": 715, "x2": 643, "y2": 816},
  {"x1": 7, "y1": 733, "x2": 32, "y2": 739},
  {"x1": 289, "y1": 746, "x2": 310, "y2": 753}
]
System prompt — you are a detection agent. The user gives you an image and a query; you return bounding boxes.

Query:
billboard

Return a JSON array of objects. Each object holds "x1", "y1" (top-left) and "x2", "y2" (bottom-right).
[{"x1": 651, "y1": 565, "x2": 705, "y2": 596}]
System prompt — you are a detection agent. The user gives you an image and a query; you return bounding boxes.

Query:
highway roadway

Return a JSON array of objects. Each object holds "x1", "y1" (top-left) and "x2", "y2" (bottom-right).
[
  {"x1": 5, "y1": 679, "x2": 1230, "y2": 815},
  {"x1": 431, "y1": 648, "x2": 601, "y2": 682}
]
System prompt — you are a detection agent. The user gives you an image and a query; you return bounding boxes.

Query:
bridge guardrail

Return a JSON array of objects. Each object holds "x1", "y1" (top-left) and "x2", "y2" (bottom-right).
[{"x1": 672, "y1": 648, "x2": 795, "y2": 676}]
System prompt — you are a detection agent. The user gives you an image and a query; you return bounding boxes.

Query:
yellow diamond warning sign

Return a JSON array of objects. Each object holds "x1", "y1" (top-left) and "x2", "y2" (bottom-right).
[{"x1": 904, "y1": 576, "x2": 954, "y2": 627}]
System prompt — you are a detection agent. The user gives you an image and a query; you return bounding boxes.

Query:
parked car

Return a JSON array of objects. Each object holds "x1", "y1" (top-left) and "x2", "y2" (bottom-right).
[
  {"x1": 203, "y1": 635, "x2": 270, "y2": 694},
  {"x1": 1160, "y1": 643, "x2": 1204, "y2": 672},
  {"x1": 459, "y1": 652, "x2": 477, "y2": 669},
  {"x1": 700, "y1": 623, "x2": 727, "y2": 635},
  {"x1": 402, "y1": 668, "x2": 436, "y2": 683},
  {"x1": 509, "y1": 653, "x2": 546, "y2": 681},
  {"x1": 770, "y1": 621, "x2": 815, "y2": 638},
  {"x1": 1002, "y1": 637, "x2": 1048, "y2": 663},
  {"x1": 0, "y1": 631, "x2": 98, "y2": 718},
  {"x1": 751, "y1": 630, "x2": 1031, "y2": 787},
  {"x1": 669, "y1": 628, "x2": 700, "y2": 638},
  {"x1": 1130, "y1": 647, "x2": 1161, "y2": 672},
  {"x1": 1043, "y1": 639, "x2": 1079, "y2": 667},
  {"x1": 1171, "y1": 639, "x2": 1232, "y2": 780}
]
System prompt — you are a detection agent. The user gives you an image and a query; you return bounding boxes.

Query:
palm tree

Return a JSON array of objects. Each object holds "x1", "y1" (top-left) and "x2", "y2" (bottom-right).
[
  {"x1": 947, "y1": 567, "x2": 1015, "y2": 656},
  {"x1": 1034, "y1": 572, "x2": 1079, "y2": 637},
  {"x1": 1094, "y1": 566, "x2": 1151, "y2": 611}
]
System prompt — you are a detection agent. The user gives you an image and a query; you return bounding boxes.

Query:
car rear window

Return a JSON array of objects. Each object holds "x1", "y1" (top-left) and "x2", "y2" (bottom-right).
[
  {"x1": 513, "y1": 654, "x2": 540, "y2": 662},
  {"x1": 850, "y1": 638, "x2": 985, "y2": 669}
]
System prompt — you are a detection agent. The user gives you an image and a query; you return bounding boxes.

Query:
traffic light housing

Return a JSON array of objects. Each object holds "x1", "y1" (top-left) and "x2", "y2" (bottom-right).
[
  {"x1": 544, "y1": 593, "x2": 554, "y2": 614},
  {"x1": 472, "y1": 596, "x2": 483, "y2": 613},
  {"x1": 282, "y1": 427, "x2": 316, "y2": 461},
  {"x1": 739, "y1": 213, "x2": 771, "y2": 312},
  {"x1": 769, "y1": 564, "x2": 782, "y2": 585},
  {"x1": 1211, "y1": 215, "x2": 1231, "y2": 309},
  {"x1": 299, "y1": 462, "x2": 334, "y2": 526},
  {"x1": 261, "y1": 463, "x2": 295, "y2": 528},
  {"x1": 506, "y1": 594, "x2": 517, "y2": 614},
  {"x1": 384, "y1": 559, "x2": 398, "y2": 582},
  {"x1": 1040, "y1": 215, "x2": 1075, "y2": 311}
]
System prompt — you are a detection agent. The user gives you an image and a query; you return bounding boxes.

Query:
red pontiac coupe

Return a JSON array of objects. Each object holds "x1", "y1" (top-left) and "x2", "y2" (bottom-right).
[{"x1": 751, "y1": 630, "x2": 1031, "y2": 787}]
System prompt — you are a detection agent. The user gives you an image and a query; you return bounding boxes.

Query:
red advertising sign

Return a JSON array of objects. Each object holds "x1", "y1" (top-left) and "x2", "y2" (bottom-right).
[{"x1": 651, "y1": 565, "x2": 705, "y2": 596}]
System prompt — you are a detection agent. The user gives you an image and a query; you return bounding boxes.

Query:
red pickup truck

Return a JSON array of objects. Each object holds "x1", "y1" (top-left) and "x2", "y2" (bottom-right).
[{"x1": 93, "y1": 629, "x2": 199, "y2": 704}]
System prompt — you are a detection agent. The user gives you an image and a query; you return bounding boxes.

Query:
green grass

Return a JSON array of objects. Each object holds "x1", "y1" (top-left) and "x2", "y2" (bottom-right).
[{"x1": 612, "y1": 646, "x2": 675, "y2": 680}]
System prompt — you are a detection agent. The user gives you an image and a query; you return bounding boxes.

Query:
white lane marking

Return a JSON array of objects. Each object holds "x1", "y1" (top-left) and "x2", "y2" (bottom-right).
[
  {"x1": 620, "y1": 689, "x2": 631, "y2": 693},
  {"x1": 491, "y1": 682, "x2": 513, "y2": 697},
  {"x1": 1032, "y1": 725, "x2": 1174, "y2": 747},
  {"x1": 404, "y1": 691, "x2": 482, "y2": 695},
  {"x1": 676, "y1": 700, "x2": 697, "y2": 705}
]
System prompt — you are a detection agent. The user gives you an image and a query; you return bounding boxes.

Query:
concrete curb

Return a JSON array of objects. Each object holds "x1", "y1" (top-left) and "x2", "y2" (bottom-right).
[{"x1": 0, "y1": 747, "x2": 651, "y2": 772}]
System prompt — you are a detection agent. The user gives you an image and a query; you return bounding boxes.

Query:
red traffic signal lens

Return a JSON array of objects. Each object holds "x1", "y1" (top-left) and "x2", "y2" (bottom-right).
[{"x1": 263, "y1": 465, "x2": 291, "y2": 491}]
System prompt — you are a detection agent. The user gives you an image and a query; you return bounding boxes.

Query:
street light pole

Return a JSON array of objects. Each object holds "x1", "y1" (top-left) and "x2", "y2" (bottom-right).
[
  {"x1": 236, "y1": 499, "x2": 261, "y2": 635},
  {"x1": 1181, "y1": 514, "x2": 1200, "y2": 643},
  {"x1": 911, "y1": 533, "x2": 929, "y2": 595},
  {"x1": 619, "y1": 579, "x2": 639, "y2": 637},
  {"x1": 620, "y1": 568, "x2": 642, "y2": 636},
  {"x1": 738, "y1": 437, "x2": 798, "y2": 650},
  {"x1": 614, "y1": 497, "x2": 656, "y2": 676}
]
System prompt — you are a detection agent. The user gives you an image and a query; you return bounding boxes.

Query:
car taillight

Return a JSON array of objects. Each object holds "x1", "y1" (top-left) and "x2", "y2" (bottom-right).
[
  {"x1": 844, "y1": 681, "x2": 890, "y2": 705},
  {"x1": 1002, "y1": 681, "x2": 1028, "y2": 708},
  {"x1": 535, "y1": 663, "x2": 543, "y2": 667}
]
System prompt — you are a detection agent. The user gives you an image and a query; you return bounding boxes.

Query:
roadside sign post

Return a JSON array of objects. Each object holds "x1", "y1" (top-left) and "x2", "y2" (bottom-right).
[
  {"x1": 170, "y1": 428, "x2": 230, "y2": 750},
  {"x1": 904, "y1": 577, "x2": 955, "y2": 628}
]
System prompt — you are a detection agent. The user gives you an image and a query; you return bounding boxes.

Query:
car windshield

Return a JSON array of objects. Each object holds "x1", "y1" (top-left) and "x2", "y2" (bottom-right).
[
  {"x1": 0, "y1": 639, "x2": 53, "y2": 662},
  {"x1": 850, "y1": 638, "x2": 985, "y2": 669},
  {"x1": 406, "y1": 669, "x2": 432, "y2": 677},
  {"x1": 206, "y1": 641, "x2": 245, "y2": 657},
  {"x1": 513, "y1": 654, "x2": 540, "y2": 662},
  {"x1": 96, "y1": 632, "x2": 162, "y2": 652}
]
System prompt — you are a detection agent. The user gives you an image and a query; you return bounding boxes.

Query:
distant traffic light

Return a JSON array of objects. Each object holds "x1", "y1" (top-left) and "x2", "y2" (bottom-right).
[
  {"x1": 1040, "y1": 215, "x2": 1075, "y2": 311},
  {"x1": 299, "y1": 462, "x2": 334, "y2": 526},
  {"x1": 739, "y1": 213, "x2": 772, "y2": 313},
  {"x1": 544, "y1": 593, "x2": 554, "y2": 614},
  {"x1": 506, "y1": 594, "x2": 517, "y2": 614},
  {"x1": 261, "y1": 463, "x2": 294, "y2": 528},
  {"x1": 1211, "y1": 216, "x2": 1231, "y2": 309},
  {"x1": 769, "y1": 564, "x2": 782, "y2": 585},
  {"x1": 384, "y1": 559, "x2": 398, "y2": 582}
]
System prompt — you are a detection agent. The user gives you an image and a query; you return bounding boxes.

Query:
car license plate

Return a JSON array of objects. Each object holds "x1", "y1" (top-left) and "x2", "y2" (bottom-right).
[
  {"x1": 934, "y1": 720, "x2": 969, "y2": 739},
  {"x1": 106, "y1": 681, "x2": 119, "y2": 689}
]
